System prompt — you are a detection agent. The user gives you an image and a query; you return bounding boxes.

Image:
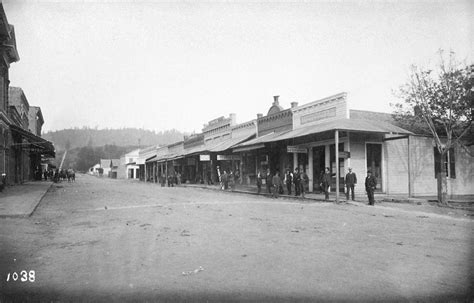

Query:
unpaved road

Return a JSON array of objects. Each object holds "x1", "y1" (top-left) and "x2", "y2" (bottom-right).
[{"x1": 1, "y1": 174, "x2": 473, "y2": 302}]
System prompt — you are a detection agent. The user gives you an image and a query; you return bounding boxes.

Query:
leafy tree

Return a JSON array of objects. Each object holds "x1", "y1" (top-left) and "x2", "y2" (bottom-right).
[{"x1": 392, "y1": 51, "x2": 473, "y2": 204}]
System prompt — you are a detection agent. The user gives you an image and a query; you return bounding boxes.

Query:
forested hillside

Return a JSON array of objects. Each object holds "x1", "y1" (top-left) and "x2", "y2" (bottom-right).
[
  {"x1": 43, "y1": 127, "x2": 187, "y2": 171},
  {"x1": 43, "y1": 127, "x2": 186, "y2": 151}
]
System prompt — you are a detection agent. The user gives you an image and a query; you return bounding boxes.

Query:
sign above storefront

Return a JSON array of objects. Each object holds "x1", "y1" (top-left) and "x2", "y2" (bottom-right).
[
  {"x1": 287, "y1": 146, "x2": 308, "y2": 154},
  {"x1": 199, "y1": 155, "x2": 210, "y2": 161},
  {"x1": 217, "y1": 155, "x2": 241, "y2": 161},
  {"x1": 338, "y1": 151, "x2": 351, "y2": 158},
  {"x1": 187, "y1": 158, "x2": 196, "y2": 165}
]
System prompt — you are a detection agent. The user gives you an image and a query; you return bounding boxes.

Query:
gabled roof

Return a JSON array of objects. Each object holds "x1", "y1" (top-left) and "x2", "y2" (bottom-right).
[{"x1": 100, "y1": 159, "x2": 111, "y2": 168}]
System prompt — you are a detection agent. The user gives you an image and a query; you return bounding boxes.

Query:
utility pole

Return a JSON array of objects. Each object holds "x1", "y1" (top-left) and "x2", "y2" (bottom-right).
[{"x1": 59, "y1": 150, "x2": 67, "y2": 170}]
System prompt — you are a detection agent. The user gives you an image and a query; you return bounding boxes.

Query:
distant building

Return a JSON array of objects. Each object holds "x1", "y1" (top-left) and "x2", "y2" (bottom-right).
[
  {"x1": 99, "y1": 159, "x2": 111, "y2": 177},
  {"x1": 110, "y1": 159, "x2": 120, "y2": 178},
  {"x1": 89, "y1": 163, "x2": 100, "y2": 175},
  {"x1": 117, "y1": 149, "x2": 140, "y2": 179}
]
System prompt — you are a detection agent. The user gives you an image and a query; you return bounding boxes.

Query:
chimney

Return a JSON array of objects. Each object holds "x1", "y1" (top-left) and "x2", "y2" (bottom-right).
[
  {"x1": 257, "y1": 113, "x2": 263, "y2": 119},
  {"x1": 291, "y1": 102, "x2": 298, "y2": 108},
  {"x1": 273, "y1": 95, "x2": 280, "y2": 105},
  {"x1": 229, "y1": 113, "x2": 237, "y2": 125}
]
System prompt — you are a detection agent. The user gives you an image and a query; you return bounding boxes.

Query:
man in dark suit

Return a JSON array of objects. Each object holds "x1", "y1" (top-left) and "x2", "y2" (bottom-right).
[
  {"x1": 321, "y1": 167, "x2": 331, "y2": 201},
  {"x1": 365, "y1": 170, "x2": 377, "y2": 205},
  {"x1": 345, "y1": 167, "x2": 357, "y2": 201},
  {"x1": 293, "y1": 168, "x2": 301, "y2": 196},
  {"x1": 265, "y1": 168, "x2": 273, "y2": 194}
]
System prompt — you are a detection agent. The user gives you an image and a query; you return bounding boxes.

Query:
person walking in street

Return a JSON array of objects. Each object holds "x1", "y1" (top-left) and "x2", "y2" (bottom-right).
[
  {"x1": 365, "y1": 170, "x2": 377, "y2": 205},
  {"x1": 272, "y1": 171, "x2": 283, "y2": 199},
  {"x1": 284, "y1": 169, "x2": 293, "y2": 195},
  {"x1": 256, "y1": 170, "x2": 262, "y2": 194},
  {"x1": 321, "y1": 167, "x2": 331, "y2": 201},
  {"x1": 345, "y1": 167, "x2": 357, "y2": 201},
  {"x1": 265, "y1": 169, "x2": 273, "y2": 194},
  {"x1": 293, "y1": 168, "x2": 301, "y2": 196}
]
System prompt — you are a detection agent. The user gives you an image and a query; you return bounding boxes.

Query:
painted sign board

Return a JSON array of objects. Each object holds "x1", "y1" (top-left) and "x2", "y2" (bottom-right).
[
  {"x1": 287, "y1": 146, "x2": 308, "y2": 154},
  {"x1": 199, "y1": 155, "x2": 210, "y2": 161},
  {"x1": 217, "y1": 155, "x2": 241, "y2": 161}
]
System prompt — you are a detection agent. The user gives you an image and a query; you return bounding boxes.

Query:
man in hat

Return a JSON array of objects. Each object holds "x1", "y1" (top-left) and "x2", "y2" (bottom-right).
[
  {"x1": 345, "y1": 167, "x2": 357, "y2": 201},
  {"x1": 365, "y1": 170, "x2": 377, "y2": 205},
  {"x1": 321, "y1": 167, "x2": 331, "y2": 201}
]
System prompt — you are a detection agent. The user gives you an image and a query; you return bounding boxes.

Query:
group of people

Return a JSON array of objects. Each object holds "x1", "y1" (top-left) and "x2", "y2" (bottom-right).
[
  {"x1": 342, "y1": 167, "x2": 377, "y2": 205},
  {"x1": 255, "y1": 166, "x2": 377, "y2": 204},
  {"x1": 219, "y1": 170, "x2": 239, "y2": 191},
  {"x1": 257, "y1": 168, "x2": 309, "y2": 199},
  {"x1": 38, "y1": 168, "x2": 75, "y2": 183},
  {"x1": 159, "y1": 172, "x2": 182, "y2": 187}
]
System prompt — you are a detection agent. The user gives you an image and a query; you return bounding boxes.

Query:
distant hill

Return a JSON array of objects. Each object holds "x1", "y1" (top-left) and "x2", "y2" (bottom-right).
[{"x1": 43, "y1": 127, "x2": 187, "y2": 151}]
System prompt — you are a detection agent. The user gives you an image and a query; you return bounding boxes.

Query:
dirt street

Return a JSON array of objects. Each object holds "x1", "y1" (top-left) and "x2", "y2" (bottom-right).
[{"x1": 1, "y1": 174, "x2": 473, "y2": 302}]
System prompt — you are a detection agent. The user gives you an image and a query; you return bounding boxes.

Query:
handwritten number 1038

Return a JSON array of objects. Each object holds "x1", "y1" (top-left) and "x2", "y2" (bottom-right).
[{"x1": 6, "y1": 271, "x2": 35, "y2": 282}]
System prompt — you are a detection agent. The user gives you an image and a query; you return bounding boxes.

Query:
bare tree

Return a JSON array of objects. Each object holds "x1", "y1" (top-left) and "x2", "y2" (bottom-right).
[{"x1": 392, "y1": 51, "x2": 473, "y2": 205}]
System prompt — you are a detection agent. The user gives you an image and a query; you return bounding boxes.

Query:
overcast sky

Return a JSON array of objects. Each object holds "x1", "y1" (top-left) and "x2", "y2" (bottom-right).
[{"x1": 3, "y1": 0, "x2": 472, "y2": 133}]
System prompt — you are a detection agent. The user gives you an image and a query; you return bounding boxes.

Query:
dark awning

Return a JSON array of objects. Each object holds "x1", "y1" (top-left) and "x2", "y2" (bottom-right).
[
  {"x1": 145, "y1": 155, "x2": 157, "y2": 162},
  {"x1": 9, "y1": 124, "x2": 55, "y2": 157}
]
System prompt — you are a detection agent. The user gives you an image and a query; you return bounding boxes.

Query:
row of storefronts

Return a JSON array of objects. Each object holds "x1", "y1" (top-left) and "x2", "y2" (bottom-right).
[
  {"x1": 134, "y1": 94, "x2": 473, "y2": 198},
  {"x1": 0, "y1": 5, "x2": 55, "y2": 187}
]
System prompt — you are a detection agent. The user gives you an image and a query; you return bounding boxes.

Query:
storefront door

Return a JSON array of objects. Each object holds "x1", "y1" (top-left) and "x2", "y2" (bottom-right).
[
  {"x1": 366, "y1": 143, "x2": 382, "y2": 191},
  {"x1": 312, "y1": 146, "x2": 325, "y2": 190}
]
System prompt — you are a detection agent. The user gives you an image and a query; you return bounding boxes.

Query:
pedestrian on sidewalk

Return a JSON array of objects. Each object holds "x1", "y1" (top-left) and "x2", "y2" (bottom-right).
[
  {"x1": 265, "y1": 169, "x2": 273, "y2": 194},
  {"x1": 345, "y1": 168, "x2": 357, "y2": 201},
  {"x1": 321, "y1": 167, "x2": 331, "y2": 201},
  {"x1": 293, "y1": 168, "x2": 301, "y2": 196},
  {"x1": 229, "y1": 171, "x2": 235, "y2": 191},
  {"x1": 300, "y1": 169, "x2": 308, "y2": 198},
  {"x1": 177, "y1": 172, "x2": 182, "y2": 185},
  {"x1": 160, "y1": 173, "x2": 166, "y2": 187},
  {"x1": 284, "y1": 169, "x2": 293, "y2": 195},
  {"x1": 365, "y1": 170, "x2": 377, "y2": 205},
  {"x1": 272, "y1": 171, "x2": 282, "y2": 199},
  {"x1": 222, "y1": 171, "x2": 229, "y2": 190},
  {"x1": 256, "y1": 170, "x2": 262, "y2": 194}
]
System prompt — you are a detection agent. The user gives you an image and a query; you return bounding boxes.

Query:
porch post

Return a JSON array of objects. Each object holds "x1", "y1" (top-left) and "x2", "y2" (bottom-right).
[
  {"x1": 293, "y1": 153, "x2": 298, "y2": 170},
  {"x1": 335, "y1": 130, "x2": 339, "y2": 203},
  {"x1": 408, "y1": 135, "x2": 412, "y2": 198},
  {"x1": 308, "y1": 146, "x2": 313, "y2": 192},
  {"x1": 165, "y1": 160, "x2": 168, "y2": 186}
]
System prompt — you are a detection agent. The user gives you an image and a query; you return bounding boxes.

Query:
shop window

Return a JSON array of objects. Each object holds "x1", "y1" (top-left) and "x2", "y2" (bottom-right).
[{"x1": 434, "y1": 148, "x2": 455, "y2": 179}]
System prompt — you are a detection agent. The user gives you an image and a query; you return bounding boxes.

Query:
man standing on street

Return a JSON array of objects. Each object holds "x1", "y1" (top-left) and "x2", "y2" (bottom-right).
[
  {"x1": 293, "y1": 168, "x2": 301, "y2": 196},
  {"x1": 365, "y1": 170, "x2": 377, "y2": 205},
  {"x1": 266, "y1": 168, "x2": 273, "y2": 194},
  {"x1": 300, "y1": 169, "x2": 308, "y2": 198},
  {"x1": 256, "y1": 170, "x2": 262, "y2": 194},
  {"x1": 321, "y1": 167, "x2": 331, "y2": 201},
  {"x1": 345, "y1": 168, "x2": 357, "y2": 201},
  {"x1": 284, "y1": 169, "x2": 293, "y2": 195},
  {"x1": 272, "y1": 171, "x2": 283, "y2": 199}
]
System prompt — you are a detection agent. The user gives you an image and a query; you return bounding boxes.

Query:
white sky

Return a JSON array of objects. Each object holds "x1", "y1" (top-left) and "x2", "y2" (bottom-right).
[{"x1": 3, "y1": 0, "x2": 473, "y2": 133}]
